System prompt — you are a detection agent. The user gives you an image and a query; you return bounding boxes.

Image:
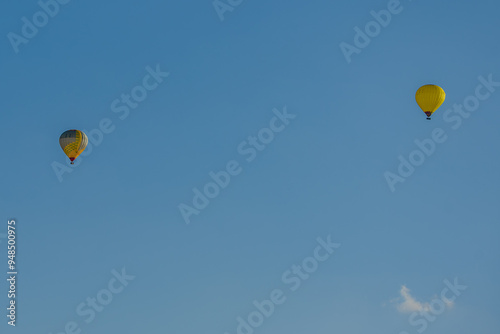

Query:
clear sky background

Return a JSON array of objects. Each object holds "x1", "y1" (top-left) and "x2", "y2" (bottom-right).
[{"x1": 1, "y1": 0, "x2": 499, "y2": 333}]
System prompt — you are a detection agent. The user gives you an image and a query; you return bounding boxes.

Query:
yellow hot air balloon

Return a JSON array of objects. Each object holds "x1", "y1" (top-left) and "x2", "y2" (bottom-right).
[
  {"x1": 59, "y1": 130, "x2": 88, "y2": 164},
  {"x1": 415, "y1": 84, "x2": 446, "y2": 120}
]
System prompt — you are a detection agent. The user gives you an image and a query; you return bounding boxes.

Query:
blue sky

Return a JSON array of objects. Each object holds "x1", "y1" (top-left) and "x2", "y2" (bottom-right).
[{"x1": 1, "y1": 0, "x2": 499, "y2": 333}]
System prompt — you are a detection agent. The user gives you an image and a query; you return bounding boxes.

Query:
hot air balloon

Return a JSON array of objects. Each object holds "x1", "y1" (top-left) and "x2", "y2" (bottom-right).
[
  {"x1": 59, "y1": 130, "x2": 88, "y2": 164},
  {"x1": 415, "y1": 84, "x2": 446, "y2": 120}
]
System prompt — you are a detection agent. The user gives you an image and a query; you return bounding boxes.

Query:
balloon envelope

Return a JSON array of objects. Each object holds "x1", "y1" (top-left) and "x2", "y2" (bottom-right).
[
  {"x1": 415, "y1": 84, "x2": 445, "y2": 119},
  {"x1": 59, "y1": 130, "x2": 88, "y2": 164}
]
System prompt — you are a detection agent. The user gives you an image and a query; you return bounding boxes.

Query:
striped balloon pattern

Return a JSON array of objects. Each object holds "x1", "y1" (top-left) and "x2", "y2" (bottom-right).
[{"x1": 59, "y1": 130, "x2": 88, "y2": 164}]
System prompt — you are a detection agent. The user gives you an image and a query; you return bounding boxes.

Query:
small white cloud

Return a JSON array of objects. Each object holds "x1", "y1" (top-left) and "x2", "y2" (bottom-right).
[
  {"x1": 397, "y1": 285, "x2": 431, "y2": 313},
  {"x1": 443, "y1": 296, "x2": 454, "y2": 308},
  {"x1": 393, "y1": 285, "x2": 454, "y2": 313}
]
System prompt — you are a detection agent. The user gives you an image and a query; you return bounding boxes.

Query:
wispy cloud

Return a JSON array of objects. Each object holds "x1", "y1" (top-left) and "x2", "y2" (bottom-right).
[{"x1": 393, "y1": 285, "x2": 454, "y2": 313}]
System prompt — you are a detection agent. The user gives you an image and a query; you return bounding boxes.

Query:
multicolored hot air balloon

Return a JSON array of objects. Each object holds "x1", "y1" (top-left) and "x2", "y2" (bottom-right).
[
  {"x1": 415, "y1": 84, "x2": 446, "y2": 120},
  {"x1": 59, "y1": 130, "x2": 88, "y2": 164}
]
